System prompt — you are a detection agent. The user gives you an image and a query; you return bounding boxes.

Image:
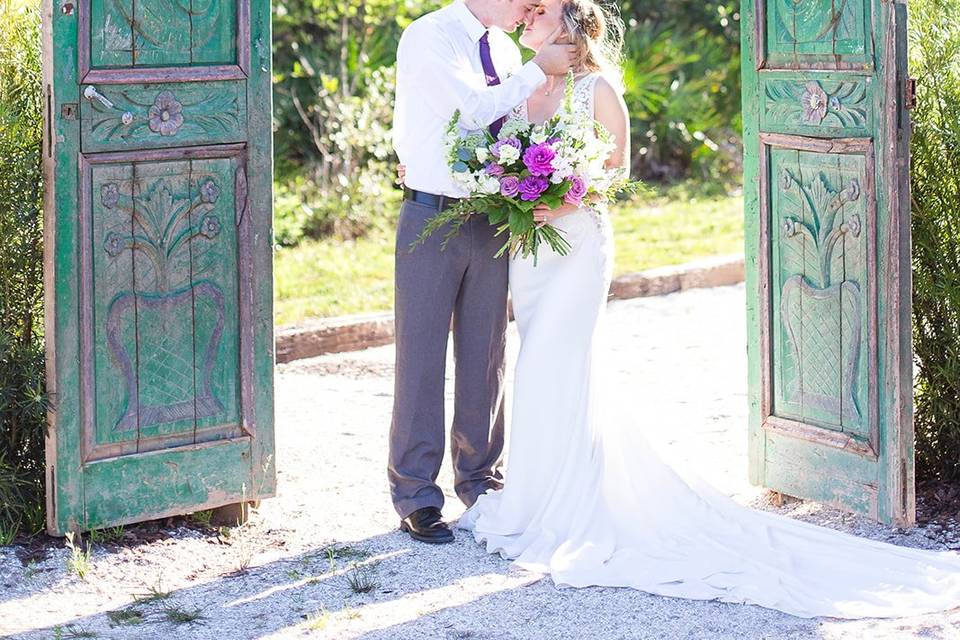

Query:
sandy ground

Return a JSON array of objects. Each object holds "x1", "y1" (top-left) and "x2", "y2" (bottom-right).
[{"x1": 3, "y1": 284, "x2": 960, "y2": 639}]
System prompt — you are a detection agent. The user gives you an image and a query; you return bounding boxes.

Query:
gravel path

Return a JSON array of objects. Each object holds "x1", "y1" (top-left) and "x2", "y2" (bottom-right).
[{"x1": 3, "y1": 284, "x2": 960, "y2": 639}]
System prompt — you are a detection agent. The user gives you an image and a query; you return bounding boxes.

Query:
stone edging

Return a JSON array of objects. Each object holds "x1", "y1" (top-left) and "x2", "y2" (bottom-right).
[{"x1": 275, "y1": 253, "x2": 745, "y2": 363}]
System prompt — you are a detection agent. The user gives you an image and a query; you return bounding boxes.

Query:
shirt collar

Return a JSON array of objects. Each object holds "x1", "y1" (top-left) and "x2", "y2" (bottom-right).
[{"x1": 450, "y1": 0, "x2": 489, "y2": 43}]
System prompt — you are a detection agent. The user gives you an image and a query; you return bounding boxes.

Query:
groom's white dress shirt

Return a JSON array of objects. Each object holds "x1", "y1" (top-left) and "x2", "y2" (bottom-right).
[{"x1": 393, "y1": 0, "x2": 546, "y2": 197}]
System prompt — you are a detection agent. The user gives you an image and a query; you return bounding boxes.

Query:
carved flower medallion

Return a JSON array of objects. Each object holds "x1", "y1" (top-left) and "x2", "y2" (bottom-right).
[
  {"x1": 801, "y1": 82, "x2": 828, "y2": 124},
  {"x1": 148, "y1": 90, "x2": 184, "y2": 136}
]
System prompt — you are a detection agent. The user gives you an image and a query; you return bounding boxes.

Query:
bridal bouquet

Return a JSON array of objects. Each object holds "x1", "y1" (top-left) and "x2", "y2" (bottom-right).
[{"x1": 412, "y1": 72, "x2": 642, "y2": 264}]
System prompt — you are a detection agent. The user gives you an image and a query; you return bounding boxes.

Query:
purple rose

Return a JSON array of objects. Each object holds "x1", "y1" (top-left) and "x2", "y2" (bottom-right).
[
  {"x1": 485, "y1": 163, "x2": 505, "y2": 177},
  {"x1": 564, "y1": 175, "x2": 588, "y2": 205},
  {"x1": 500, "y1": 176, "x2": 521, "y2": 197},
  {"x1": 518, "y1": 176, "x2": 549, "y2": 201},
  {"x1": 491, "y1": 137, "x2": 521, "y2": 158},
  {"x1": 522, "y1": 143, "x2": 556, "y2": 177}
]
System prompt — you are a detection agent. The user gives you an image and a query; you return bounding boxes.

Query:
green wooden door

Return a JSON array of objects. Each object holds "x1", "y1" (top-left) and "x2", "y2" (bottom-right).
[
  {"x1": 742, "y1": 0, "x2": 913, "y2": 526},
  {"x1": 42, "y1": 0, "x2": 276, "y2": 535}
]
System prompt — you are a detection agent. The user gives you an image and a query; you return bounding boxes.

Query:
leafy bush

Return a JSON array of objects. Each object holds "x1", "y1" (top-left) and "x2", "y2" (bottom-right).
[
  {"x1": 272, "y1": 65, "x2": 400, "y2": 244},
  {"x1": 910, "y1": 0, "x2": 960, "y2": 482},
  {"x1": 620, "y1": 1, "x2": 742, "y2": 186},
  {"x1": 270, "y1": 0, "x2": 744, "y2": 244},
  {"x1": 0, "y1": 0, "x2": 47, "y2": 539},
  {"x1": 271, "y1": 0, "x2": 440, "y2": 243}
]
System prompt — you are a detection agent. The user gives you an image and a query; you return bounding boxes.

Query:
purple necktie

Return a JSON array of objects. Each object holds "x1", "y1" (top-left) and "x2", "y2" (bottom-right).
[{"x1": 479, "y1": 31, "x2": 506, "y2": 138}]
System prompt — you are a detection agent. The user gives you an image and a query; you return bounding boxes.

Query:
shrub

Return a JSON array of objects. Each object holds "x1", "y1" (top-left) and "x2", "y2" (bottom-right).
[
  {"x1": 270, "y1": 0, "x2": 745, "y2": 244},
  {"x1": 620, "y1": 1, "x2": 742, "y2": 185},
  {"x1": 0, "y1": 0, "x2": 47, "y2": 539},
  {"x1": 909, "y1": 0, "x2": 960, "y2": 481},
  {"x1": 271, "y1": 0, "x2": 440, "y2": 243},
  {"x1": 272, "y1": 66, "x2": 400, "y2": 244}
]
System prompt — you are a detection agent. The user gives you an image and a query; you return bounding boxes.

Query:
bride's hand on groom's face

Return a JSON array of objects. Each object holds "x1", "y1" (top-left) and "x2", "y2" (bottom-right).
[{"x1": 532, "y1": 25, "x2": 577, "y2": 76}]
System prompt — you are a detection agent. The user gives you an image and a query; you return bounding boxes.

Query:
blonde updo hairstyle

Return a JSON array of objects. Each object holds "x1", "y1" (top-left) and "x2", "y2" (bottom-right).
[{"x1": 560, "y1": 0, "x2": 625, "y2": 92}]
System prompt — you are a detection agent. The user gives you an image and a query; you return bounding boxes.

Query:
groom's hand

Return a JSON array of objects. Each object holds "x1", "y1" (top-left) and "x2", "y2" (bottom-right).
[{"x1": 532, "y1": 25, "x2": 576, "y2": 76}]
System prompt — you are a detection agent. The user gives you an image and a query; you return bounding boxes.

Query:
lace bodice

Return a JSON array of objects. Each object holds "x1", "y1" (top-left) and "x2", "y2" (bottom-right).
[{"x1": 511, "y1": 72, "x2": 601, "y2": 123}]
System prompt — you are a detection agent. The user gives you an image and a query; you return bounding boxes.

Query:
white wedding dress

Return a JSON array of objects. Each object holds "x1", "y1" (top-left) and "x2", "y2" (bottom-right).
[{"x1": 457, "y1": 73, "x2": 960, "y2": 619}]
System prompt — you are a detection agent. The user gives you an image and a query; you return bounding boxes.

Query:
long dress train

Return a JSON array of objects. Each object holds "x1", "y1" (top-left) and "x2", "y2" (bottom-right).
[{"x1": 457, "y1": 73, "x2": 960, "y2": 620}]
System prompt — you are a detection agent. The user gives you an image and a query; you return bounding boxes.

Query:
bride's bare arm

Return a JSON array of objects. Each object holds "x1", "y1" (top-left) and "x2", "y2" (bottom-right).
[
  {"x1": 533, "y1": 76, "x2": 631, "y2": 225},
  {"x1": 594, "y1": 76, "x2": 630, "y2": 172}
]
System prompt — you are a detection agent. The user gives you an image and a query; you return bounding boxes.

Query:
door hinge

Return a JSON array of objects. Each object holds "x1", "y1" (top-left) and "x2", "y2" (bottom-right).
[{"x1": 905, "y1": 77, "x2": 917, "y2": 110}]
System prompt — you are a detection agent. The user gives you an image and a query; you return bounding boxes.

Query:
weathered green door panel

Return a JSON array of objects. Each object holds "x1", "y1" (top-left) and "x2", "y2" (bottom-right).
[
  {"x1": 764, "y1": 429, "x2": 879, "y2": 515},
  {"x1": 82, "y1": 438, "x2": 252, "y2": 529},
  {"x1": 743, "y1": 0, "x2": 912, "y2": 526},
  {"x1": 760, "y1": 72, "x2": 874, "y2": 138},
  {"x1": 79, "y1": 81, "x2": 248, "y2": 153},
  {"x1": 44, "y1": 0, "x2": 274, "y2": 536},
  {"x1": 78, "y1": 0, "x2": 248, "y2": 84},
  {"x1": 769, "y1": 145, "x2": 872, "y2": 435},
  {"x1": 81, "y1": 148, "x2": 247, "y2": 463},
  {"x1": 85, "y1": 0, "x2": 239, "y2": 69},
  {"x1": 762, "y1": 0, "x2": 873, "y2": 69}
]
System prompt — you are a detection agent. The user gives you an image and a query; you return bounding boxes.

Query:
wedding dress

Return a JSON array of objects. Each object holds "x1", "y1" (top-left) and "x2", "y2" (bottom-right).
[{"x1": 457, "y1": 73, "x2": 960, "y2": 619}]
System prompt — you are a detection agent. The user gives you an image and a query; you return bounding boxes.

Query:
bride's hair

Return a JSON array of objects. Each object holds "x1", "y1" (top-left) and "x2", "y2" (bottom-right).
[{"x1": 560, "y1": 0, "x2": 625, "y2": 92}]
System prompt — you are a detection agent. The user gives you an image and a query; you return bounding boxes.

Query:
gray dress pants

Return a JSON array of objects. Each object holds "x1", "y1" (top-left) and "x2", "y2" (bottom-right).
[{"x1": 388, "y1": 198, "x2": 508, "y2": 519}]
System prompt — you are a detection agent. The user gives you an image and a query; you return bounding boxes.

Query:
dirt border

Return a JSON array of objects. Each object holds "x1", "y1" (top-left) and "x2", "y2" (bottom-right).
[{"x1": 275, "y1": 254, "x2": 745, "y2": 363}]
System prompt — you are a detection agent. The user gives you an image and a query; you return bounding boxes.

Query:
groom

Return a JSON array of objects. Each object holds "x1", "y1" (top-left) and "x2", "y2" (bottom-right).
[{"x1": 390, "y1": 0, "x2": 574, "y2": 543}]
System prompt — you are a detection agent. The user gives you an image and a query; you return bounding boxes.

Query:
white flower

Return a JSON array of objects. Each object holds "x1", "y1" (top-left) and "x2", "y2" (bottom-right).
[
  {"x1": 462, "y1": 133, "x2": 487, "y2": 151},
  {"x1": 591, "y1": 170, "x2": 614, "y2": 194},
  {"x1": 552, "y1": 154, "x2": 574, "y2": 180},
  {"x1": 498, "y1": 118, "x2": 530, "y2": 140},
  {"x1": 530, "y1": 126, "x2": 548, "y2": 144},
  {"x1": 453, "y1": 170, "x2": 480, "y2": 193},
  {"x1": 476, "y1": 147, "x2": 490, "y2": 163},
  {"x1": 478, "y1": 174, "x2": 501, "y2": 195},
  {"x1": 497, "y1": 145, "x2": 520, "y2": 165}
]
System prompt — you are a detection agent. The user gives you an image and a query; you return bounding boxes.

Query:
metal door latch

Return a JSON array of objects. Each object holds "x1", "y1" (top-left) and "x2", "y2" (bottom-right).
[{"x1": 83, "y1": 85, "x2": 114, "y2": 109}]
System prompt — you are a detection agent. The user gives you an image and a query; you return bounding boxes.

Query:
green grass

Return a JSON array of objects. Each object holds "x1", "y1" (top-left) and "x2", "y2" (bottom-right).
[
  {"x1": 106, "y1": 607, "x2": 145, "y2": 626},
  {"x1": 611, "y1": 193, "x2": 744, "y2": 275},
  {"x1": 163, "y1": 606, "x2": 204, "y2": 624},
  {"x1": 274, "y1": 193, "x2": 744, "y2": 326},
  {"x1": 274, "y1": 233, "x2": 396, "y2": 326}
]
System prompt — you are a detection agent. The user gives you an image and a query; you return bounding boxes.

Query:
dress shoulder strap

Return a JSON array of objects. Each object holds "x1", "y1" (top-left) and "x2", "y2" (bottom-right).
[{"x1": 571, "y1": 73, "x2": 602, "y2": 119}]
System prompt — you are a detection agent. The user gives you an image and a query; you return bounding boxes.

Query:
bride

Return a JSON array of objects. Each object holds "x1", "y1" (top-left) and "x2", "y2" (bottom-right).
[{"x1": 453, "y1": 0, "x2": 960, "y2": 620}]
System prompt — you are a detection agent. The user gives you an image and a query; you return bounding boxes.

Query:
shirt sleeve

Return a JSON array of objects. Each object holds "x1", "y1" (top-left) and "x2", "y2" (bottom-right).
[{"x1": 399, "y1": 21, "x2": 545, "y2": 130}]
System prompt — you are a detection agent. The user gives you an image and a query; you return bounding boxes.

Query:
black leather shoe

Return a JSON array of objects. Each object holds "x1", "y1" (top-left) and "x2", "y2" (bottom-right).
[{"x1": 400, "y1": 507, "x2": 454, "y2": 544}]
